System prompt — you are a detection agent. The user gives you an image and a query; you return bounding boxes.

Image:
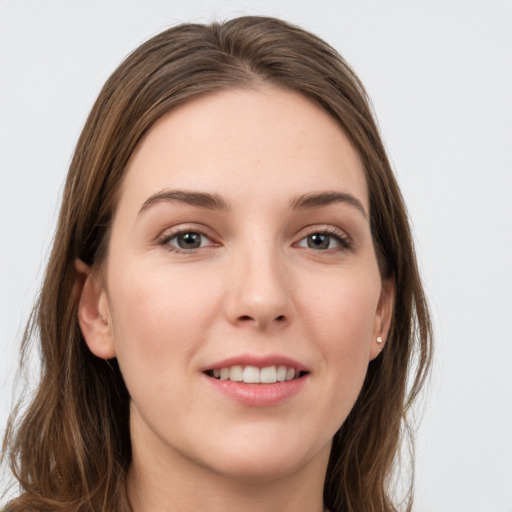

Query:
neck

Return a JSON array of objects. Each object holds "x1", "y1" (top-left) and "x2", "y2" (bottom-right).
[{"x1": 127, "y1": 467, "x2": 327, "y2": 512}]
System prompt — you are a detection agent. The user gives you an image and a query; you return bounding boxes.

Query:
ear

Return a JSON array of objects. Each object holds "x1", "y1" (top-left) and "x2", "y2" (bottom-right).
[
  {"x1": 369, "y1": 276, "x2": 395, "y2": 361},
  {"x1": 75, "y1": 259, "x2": 116, "y2": 359}
]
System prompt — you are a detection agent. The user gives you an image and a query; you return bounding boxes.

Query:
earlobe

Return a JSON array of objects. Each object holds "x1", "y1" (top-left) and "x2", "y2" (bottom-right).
[
  {"x1": 369, "y1": 277, "x2": 395, "y2": 361},
  {"x1": 75, "y1": 259, "x2": 116, "y2": 359}
]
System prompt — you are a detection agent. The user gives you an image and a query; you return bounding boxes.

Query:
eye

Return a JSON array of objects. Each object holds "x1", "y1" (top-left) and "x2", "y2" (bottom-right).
[
  {"x1": 160, "y1": 230, "x2": 214, "y2": 251},
  {"x1": 296, "y1": 230, "x2": 351, "y2": 251}
]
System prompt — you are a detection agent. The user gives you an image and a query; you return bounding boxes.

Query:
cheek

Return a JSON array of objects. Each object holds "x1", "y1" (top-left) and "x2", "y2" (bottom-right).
[
  {"x1": 289, "y1": 266, "x2": 381, "y2": 439},
  {"x1": 299, "y1": 268, "x2": 380, "y2": 345},
  {"x1": 296, "y1": 264, "x2": 381, "y2": 393},
  {"x1": 107, "y1": 263, "x2": 221, "y2": 377}
]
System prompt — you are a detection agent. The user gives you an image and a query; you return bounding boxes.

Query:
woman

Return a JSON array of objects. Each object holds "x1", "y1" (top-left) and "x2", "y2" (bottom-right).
[{"x1": 2, "y1": 16, "x2": 432, "y2": 512}]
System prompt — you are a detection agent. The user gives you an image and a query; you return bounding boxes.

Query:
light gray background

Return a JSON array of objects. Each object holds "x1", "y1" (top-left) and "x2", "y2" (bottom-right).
[{"x1": 1, "y1": 1, "x2": 511, "y2": 510}]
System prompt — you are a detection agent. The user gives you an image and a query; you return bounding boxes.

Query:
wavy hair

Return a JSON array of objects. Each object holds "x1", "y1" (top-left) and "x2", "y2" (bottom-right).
[{"x1": 2, "y1": 16, "x2": 432, "y2": 512}]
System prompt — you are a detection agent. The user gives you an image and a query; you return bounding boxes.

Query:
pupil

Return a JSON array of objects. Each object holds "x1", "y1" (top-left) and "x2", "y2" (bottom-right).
[
  {"x1": 178, "y1": 232, "x2": 201, "y2": 249},
  {"x1": 308, "y1": 234, "x2": 329, "y2": 250}
]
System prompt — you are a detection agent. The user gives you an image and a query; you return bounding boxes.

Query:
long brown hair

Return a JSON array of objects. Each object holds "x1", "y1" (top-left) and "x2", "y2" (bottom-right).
[{"x1": 2, "y1": 16, "x2": 432, "y2": 512}]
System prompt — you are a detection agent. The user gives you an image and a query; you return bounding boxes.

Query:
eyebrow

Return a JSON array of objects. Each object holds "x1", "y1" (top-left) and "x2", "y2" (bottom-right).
[
  {"x1": 139, "y1": 189, "x2": 230, "y2": 214},
  {"x1": 289, "y1": 191, "x2": 368, "y2": 219},
  {"x1": 138, "y1": 188, "x2": 367, "y2": 219}
]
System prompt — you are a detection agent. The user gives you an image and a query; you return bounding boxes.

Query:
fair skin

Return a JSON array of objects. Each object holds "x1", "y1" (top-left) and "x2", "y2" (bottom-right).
[{"x1": 77, "y1": 88, "x2": 393, "y2": 512}]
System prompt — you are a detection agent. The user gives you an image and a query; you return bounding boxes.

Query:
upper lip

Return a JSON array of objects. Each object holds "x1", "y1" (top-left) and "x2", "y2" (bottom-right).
[{"x1": 201, "y1": 354, "x2": 309, "y2": 372}]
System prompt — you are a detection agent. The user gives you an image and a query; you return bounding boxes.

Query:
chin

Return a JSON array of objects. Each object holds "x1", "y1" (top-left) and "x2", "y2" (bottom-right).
[
  {"x1": 197, "y1": 431, "x2": 333, "y2": 484},
  {"x1": 209, "y1": 454, "x2": 311, "y2": 484}
]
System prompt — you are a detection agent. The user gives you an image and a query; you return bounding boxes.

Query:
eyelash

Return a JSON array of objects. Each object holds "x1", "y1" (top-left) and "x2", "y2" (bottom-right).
[
  {"x1": 296, "y1": 226, "x2": 353, "y2": 252},
  {"x1": 157, "y1": 227, "x2": 216, "y2": 253},
  {"x1": 157, "y1": 226, "x2": 353, "y2": 254}
]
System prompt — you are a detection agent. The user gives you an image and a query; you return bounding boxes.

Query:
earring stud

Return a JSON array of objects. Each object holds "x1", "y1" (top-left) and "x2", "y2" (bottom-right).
[{"x1": 376, "y1": 336, "x2": 383, "y2": 344}]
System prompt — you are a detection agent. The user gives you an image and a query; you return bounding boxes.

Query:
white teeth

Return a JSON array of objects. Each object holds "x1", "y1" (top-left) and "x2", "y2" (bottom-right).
[
  {"x1": 260, "y1": 366, "x2": 277, "y2": 384},
  {"x1": 242, "y1": 366, "x2": 260, "y2": 383},
  {"x1": 276, "y1": 365, "x2": 287, "y2": 382},
  {"x1": 210, "y1": 365, "x2": 302, "y2": 383},
  {"x1": 230, "y1": 365, "x2": 243, "y2": 382}
]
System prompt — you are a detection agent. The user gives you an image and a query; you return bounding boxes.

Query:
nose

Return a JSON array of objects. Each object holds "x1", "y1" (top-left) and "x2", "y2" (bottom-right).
[{"x1": 223, "y1": 245, "x2": 294, "y2": 330}]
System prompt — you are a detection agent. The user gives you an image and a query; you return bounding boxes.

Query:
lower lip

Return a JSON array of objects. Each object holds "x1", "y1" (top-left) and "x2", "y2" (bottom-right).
[{"x1": 203, "y1": 374, "x2": 309, "y2": 407}]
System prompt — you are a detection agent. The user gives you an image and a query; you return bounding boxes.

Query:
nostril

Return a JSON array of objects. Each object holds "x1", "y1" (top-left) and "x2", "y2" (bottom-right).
[{"x1": 235, "y1": 314, "x2": 287, "y2": 325}]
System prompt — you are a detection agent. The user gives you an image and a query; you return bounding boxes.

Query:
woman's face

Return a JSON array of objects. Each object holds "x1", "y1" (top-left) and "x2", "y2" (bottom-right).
[{"x1": 81, "y1": 88, "x2": 393, "y2": 483}]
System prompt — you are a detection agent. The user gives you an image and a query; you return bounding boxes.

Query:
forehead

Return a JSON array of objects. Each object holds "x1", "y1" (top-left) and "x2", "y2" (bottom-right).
[{"x1": 119, "y1": 87, "x2": 368, "y2": 214}]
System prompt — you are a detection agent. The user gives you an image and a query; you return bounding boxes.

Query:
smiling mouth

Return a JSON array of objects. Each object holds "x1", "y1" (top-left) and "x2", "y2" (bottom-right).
[{"x1": 204, "y1": 365, "x2": 308, "y2": 384}]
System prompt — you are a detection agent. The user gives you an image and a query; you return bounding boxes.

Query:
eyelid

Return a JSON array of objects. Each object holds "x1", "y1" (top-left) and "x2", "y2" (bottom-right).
[
  {"x1": 157, "y1": 224, "x2": 220, "y2": 252},
  {"x1": 294, "y1": 225, "x2": 353, "y2": 251},
  {"x1": 155, "y1": 223, "x2": 352, "y2": 253}
]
